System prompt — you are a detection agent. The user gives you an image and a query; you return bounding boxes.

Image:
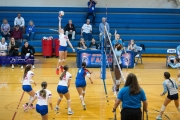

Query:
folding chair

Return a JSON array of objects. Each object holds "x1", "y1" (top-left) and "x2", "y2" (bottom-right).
[
  {"x1": 166, "y1": 49, "x2": 176, "y2": 67},
  {"x1": 135, "y1": 47, "x2": 143, "y2": 64}
]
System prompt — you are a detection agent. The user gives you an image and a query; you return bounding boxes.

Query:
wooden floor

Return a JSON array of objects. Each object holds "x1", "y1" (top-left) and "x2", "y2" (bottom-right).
[{"x1": 0, "y1": 57, "x2": 180, "y2": 120}]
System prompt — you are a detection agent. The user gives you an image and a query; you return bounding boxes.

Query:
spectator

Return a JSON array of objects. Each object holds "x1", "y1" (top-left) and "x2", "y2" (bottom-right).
[
  {"x1": 177, "y1": 45, "x2": 180, "y2": 58},
  {"x1": 99, "y1": 17, "x2": 111, "y2": 41},
  {"x1": 8, "y1": 37, "x2": 19, "y2": 69},
  {"x1": 10, "y1": 25, "x2": 22, "y2": 46},
  {"x1": 77, "y1": 38, "x2": 87, "y2": 50},
  {"x1": 14, "y1": 13, "x2": 25, "y2": 32},
  {"x1": 26, "y1": 20, "x2": 35, "y2": 41},
  {"x1": 112, "y1": 30, "x2": 125, "y2": 47},
  {"x1": 89, "y1": 38, "x2": 98, "y2": 50},
  {"x1": 64, "y1": 19, "x2": 76, "y2": 40},
  {"x1": 81, "y1": 19, "x2": 92, "y2": 41},
  {"x1": 21, "y1": 41, "x2": 35, "y2": 69},
  {"x1": 128, "y1": 39, "x2": 137, "y2": 52},
  {"x1": 86, "y1": 0, "x2": 98, "y2": 25},
  {"x1": 113, "y1": 73, "x2": 148, "y2": 120},
  {"x1": 167, "y1": 57, "x2": 180, "y2": 68},
  {"x1": 0, "y1": 37, "x2": 8, "y2": 66},
  {"x1": 1, "y1": 18, "x2": 10, "y2": 41}
]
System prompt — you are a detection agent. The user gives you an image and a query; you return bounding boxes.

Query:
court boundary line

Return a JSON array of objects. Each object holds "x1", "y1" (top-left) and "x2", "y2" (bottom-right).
[{"x1": 12, "y1": 91, "x2": 25, "y2": 120}]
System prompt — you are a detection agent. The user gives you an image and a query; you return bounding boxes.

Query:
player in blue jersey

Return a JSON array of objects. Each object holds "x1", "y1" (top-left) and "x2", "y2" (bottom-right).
[{"x1": 75, "y1": 62, "x2": 93, "y2": 110}]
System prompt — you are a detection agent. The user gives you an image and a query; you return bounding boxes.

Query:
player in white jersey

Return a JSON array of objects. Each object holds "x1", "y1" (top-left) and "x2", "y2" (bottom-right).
[
  {"x1": 54, "y1": 65, "x2": 74, "y2": 115},
  {"x1": 56, "y1": 13, "x2": 75, "y2": 75},
  {"x1": 156, "y1": 72, "x2": 180, "y2": 120},
  {"x1": 22, "y1": 64, "x2": 37, "y2": 109},
  {"x1": 0, "y1": 37, "x2": 8, "y2": 56},
  {"x1": 24, "y1": 81, "x2": 53, "y2": 120}
]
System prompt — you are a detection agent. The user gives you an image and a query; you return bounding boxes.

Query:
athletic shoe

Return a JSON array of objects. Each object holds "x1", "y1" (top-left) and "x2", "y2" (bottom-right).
[
  {"x1": 82, "y1": 104, "x2": 86, "y2": 110},
  {"x1": 156, "y1": 115, "x2": 162, "y2": 120},
  {"x1": 68, "y1": 110, "x2": 74, "y2": 115},
  {"x1": 60, "y1": 66, "x2": 64, "y2": 72},
  {"x1": 12, "y1": 64, "x2": 14, "y2": 69},
  {"x1": 54, "y1": 107, "x2": 60, "y2": 111},
  {"x1": 30, "y1": 104, "x2": 35, "y2": 109},
  {"x1": 21, "y1": 66, "x2": 23, "y2": 69},
  {"x1": 56, "y1": 68, "x2": 59, "y2": 75},
  {"x1": 32, "y1": 65, "x2": 35, "y2": 69},
  {"x1": 23, "y1": 104, "x2": 28, "y2": 109}
]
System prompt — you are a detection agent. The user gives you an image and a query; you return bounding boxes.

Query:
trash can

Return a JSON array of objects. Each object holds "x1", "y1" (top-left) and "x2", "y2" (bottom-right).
[
  {"x1": 54, "y1": 38, "x2": 60, "y2": 57},
  {"x1": 42, "y1": 38, "x2": 53, "y2": 57}
]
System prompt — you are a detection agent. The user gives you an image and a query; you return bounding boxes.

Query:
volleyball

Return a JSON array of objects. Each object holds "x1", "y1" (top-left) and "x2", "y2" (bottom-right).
[{"x1": 59, "y1": 11, "x2": 64, "y2": 16}]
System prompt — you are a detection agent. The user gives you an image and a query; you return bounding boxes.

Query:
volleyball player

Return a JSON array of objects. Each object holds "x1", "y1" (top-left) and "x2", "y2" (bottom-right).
[
  {"x1": 56, "y1": 12, "x2": 75, "y2": 75},
  {"x1": 156, "y1": 72, "x2": 180, "y2": 120},
  {"x1": 22, "y1": 64, "x2": 37, "y2": 109},
  {"x1": 113, "y1": 43, "x2": 124, "y2": 92},
  {"x1": 75, "y1": 62, "x2": 93, "y2": 110},
  {"x1": 54, "y1": 65, "x2": 74, "y2": 115},
  {"x1": 24, "y1": 81, "x2": 53, "y2": 120}
]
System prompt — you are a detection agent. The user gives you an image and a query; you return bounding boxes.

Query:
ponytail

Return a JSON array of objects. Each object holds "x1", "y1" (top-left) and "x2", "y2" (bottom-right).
[
  {"x1": 60, "y1": 65, "x2": 69, "y2": 80},
  {"x1": 39, "y1": 81, "x2": 47, "y2": 98},
  {"x1": 168, "y1": 79, "x2": 175, "y2": 88},
  {"x1": 23, "y1": 64, "x2": 32, "y2": 79},
  {"x1": 164, "y1": 72, "x2": 175, "y2": 88}
]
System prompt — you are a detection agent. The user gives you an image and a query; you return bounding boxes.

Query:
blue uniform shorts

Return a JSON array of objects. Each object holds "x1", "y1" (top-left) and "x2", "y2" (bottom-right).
[
  {"x1": 22, "y1": 85, "x2": 32, "y2": 92},
  {"x1": 59, "y1": 45, "x2": 67, "y2": 51},
  {"x1": 75, "y1": 79, "x2": 86, "y2": 88},
  {"x1": 36, "y1": 104, "x2": 48, "y2": 116},
  {"x1": 57, "y1": 85, "x2": 68, "y2": 94}
]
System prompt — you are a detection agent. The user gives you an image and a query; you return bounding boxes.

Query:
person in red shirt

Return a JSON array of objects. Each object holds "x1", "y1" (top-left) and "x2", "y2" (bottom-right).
[{"x1": 10, "y1": 25, "x2": 22, "y2": 46}]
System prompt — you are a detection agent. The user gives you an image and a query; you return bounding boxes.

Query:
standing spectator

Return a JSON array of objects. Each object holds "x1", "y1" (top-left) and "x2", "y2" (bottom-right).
[
  {"x1": 86, "y1": 0, "x2": 98, "y2": 25},
  {"x1": 21, "y1": 41, "x2": 35, "y2": 69},
  {"x1": 113, "y1": 73, "x2": 148, "y2": 120},
  {"x1": 1, "y1": 18, "x2": 10, "y2": 41},
  {"x1": 89, "y1": 38, "x2": 98, "y2": 50},
  {"x1": 0, "y1": 37, "x2": 8, "y2": 66},
  {"x1": 81, "y1": 19, "x2": 92, "y2": 41},
  {"x1": 99, "y1": 17, "x2": 111, "y2": 41},
  {"x1": 64, "y1": 20, "x2": 76, "y2": 40},
  {"x1": 26, "y1": 20, "x2": 35, "y2": 41},
  {"x1": 10, "y1": 25, "x2": 23, "y2": 46},
  {"x1": 8, "y1": 37, "x2": 19, "y2": 69},
  {"x1": 14, "y1": 13, "x2": 25, "y2": 32},
  {"x1": 77, "y1": 38, "x2": 87, "y2": 50}
]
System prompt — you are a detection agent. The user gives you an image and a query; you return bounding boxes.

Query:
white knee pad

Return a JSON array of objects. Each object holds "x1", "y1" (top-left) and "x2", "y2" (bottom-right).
[
  {"x1": 58, "y1": 97, "x2": 62, "y2": 100},
  {"x1": 62, "y1": 59, "x2": 65, "y2": 62},
  {"x1": 177, "y1": 106, "x2": 180, "y2": 112},
  {"x1": 116, "y1": 80, "x2": 121, "y2": 85},
  {"x1": 79, "y1": 95, "x2": 83, "y2": 98},
  {"x1": 58, "y1": 59, "x2": 62, "y2": 62},
  {"x1": 82, "y1": 91, "x2": 85, "y2": 94},
  {"x1": 161, "y1": 105, "x2": 166, "y2": 111},
  {"x1": 67, "y1": 99, "x2": 71, "y2": 102}
]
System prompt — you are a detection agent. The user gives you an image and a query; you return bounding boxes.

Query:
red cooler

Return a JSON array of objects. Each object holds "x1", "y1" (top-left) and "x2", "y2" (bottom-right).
[
  {"x1": 42, "y1": 39, "x2": 53, "y2": 57},
  {"x1": 54, "y1": 38, "x2": 60, "y2": 57}
]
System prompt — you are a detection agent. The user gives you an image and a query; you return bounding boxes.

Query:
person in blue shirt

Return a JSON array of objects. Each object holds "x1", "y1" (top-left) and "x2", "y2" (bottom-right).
[
  {"x1": 113, "y1": 73, "x2": 148, "y2": 120},
  {"x1": 75, "y1": 62, "x2": 93, "y2": 110},
  {"x1": 156, "y1": 72, "x2": 180, "y2": 120},
  {"x1": 86, "y1": 0, "x2": 97, "y2": 25},
  {"x1": 112, "y1": 30, "x2": 125, "y2": 47},
  {"x1": 167, "y1": 57, "x2": 180, "y2": 68},
  {"x1": 26, "y1": 20, "x2": 35, "y2": 41},
  {"x1": 99, "y1": 17, "x2": 111, "y2": 41}
]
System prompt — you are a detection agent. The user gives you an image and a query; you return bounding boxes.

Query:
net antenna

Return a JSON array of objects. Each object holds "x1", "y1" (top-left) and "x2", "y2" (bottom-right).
[{"x1": 104, "y1": 26, "x2": 125, "y2": 82}]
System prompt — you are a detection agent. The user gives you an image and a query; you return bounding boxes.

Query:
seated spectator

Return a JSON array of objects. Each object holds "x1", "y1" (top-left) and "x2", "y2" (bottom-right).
[
  {"x1": 8, "y1": 37, "x2": 19, "y2": 69},
  {"x1": 89, "y1": 38, "x2": 98, "y2": 50},
  {"x1": 0, "y1": 37, "x2": 8, "y2": 66},
  {"x1": 177, "y1": 45, "x2": 180, "y2": 58},
  {"x1": 1, "y1": 18, "x2": 10, "y2": 41},
  {"x1": 81, "y1": 19, "x2": 92, "y2": 41},
  {"x1": 14, "y1": 13, "x2": 25, "y2": 32},
  {"x1": 127, "y1": 39, "x2": 137, "y2": 52},
  {"x1": 77, "y1": 38, "x2": 87, "y2": 50},
  {"x1": 112, "y1": 30, "x2": 125, "y2": 47},
  {"x1": 65, "y1": 19, "x2": 75, "y2": 40},
  {"x1": 26, "y1": 20, "x2": 35, "y2": 41},
  {"x1": 21, "y1": 41, "x2": 35, "y2": 69},
  {"x1": 86, "y1": 0, "x2": 97, "y2": 25},
  {"x1": 10, "y1": 25, "x2": 22, "y2": 46},
  {"x1": 99, "y1": 17, "x2": 111, "y2": 41},
  {"x1": 167, "y1": 57, "x2": 180, "y2": 68}
]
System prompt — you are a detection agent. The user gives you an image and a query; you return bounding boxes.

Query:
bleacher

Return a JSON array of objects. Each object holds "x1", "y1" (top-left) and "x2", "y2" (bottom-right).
[{"x1": 0, "y1": 7, "x2": 180, "y2": 55}]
